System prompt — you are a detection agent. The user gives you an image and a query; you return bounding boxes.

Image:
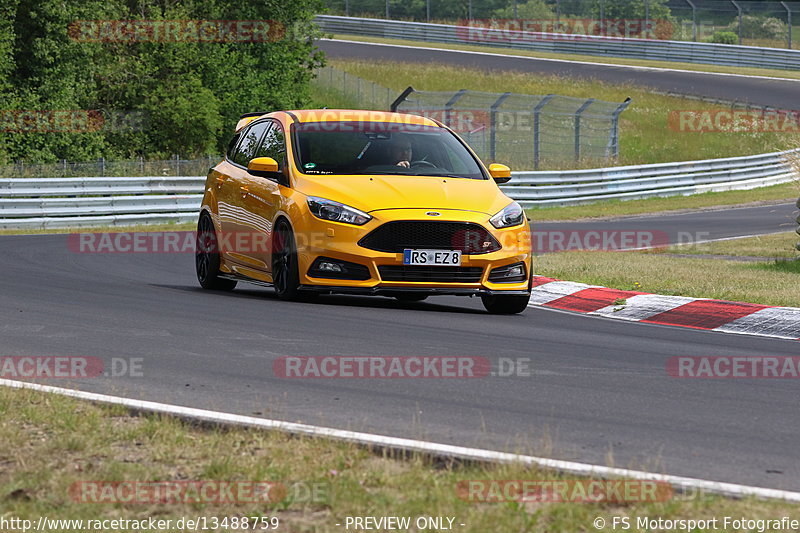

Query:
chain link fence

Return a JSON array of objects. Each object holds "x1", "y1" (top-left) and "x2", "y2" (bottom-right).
[
  {"x1": 0, "y1": 155, "x2": 219, "y2": 179},
  {"x1": 322, "y1": 0, "x2": 800, "y2": 49},
  {"x1": 313, "y1": 65, "x2": 398, "y2": 110},
  {"x1": 392, "y1": 88, "x2": 630, "y2": 169}
]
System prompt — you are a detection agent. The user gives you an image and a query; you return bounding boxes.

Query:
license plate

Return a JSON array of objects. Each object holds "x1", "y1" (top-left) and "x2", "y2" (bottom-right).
[{"x1": 403, "y1": 249, "x2": 462, "y2": 266}]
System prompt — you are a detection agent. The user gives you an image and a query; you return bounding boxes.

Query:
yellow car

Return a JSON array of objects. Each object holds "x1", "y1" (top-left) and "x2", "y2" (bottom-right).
[{"x1": 195, "y1": 109, "x2": 532, "y2": 314}]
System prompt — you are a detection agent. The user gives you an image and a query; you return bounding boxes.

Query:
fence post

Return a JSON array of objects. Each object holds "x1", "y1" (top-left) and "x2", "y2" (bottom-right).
[
  {"x1": 175, "y1": 154, "x2": 180, "y2": 176},
  {"x1": 645, "y1": 0, "x2": 650, "y2": 37},
  {"x1": 609, "y1": 97, "x2": 632, "y2": 159},
  {"x1": 731, "y1": 0, "x2": 742, "y2": 44},
  {"x1": 390, "y1": 86, "x2": 416, "y2": 112},
  {"x1": 574, "y1": 99, "x2": 595, "y2": 162},
  {"x1": 556, "y1": 0, "x2": 560, "y2": 23},
  {"x1": 489, "y1": 92, "x2": 511, "y2": 162},
  {"x1": 345, "y1": 0, "x2": 349, "y2": 17},
  {"x1": 385, "y1": 0, "x2": 389, "y2": 19},
  {"x1": 533, "y1": 94, "x2": 554, "y2": 171},
  {"x1": 99, "y1": 157, "x2": 105, "y2": 175},
  {"x1": 782, "y1": 1, "x2": 792, "y2": 49},
  {"x1": 599, "y1": 0, "x2": 605, "y2": 36},
  {"x1": 686, "y1": 0, "x2": 697, "y2": 41},
  {"x1": 444, "y1": 89, "x2": 467, "y2": 128},
  {"x1": 427, "y1": 0, "x2": 430, "y2": 22},
  {"x1": 468, "y1": 0, "x2": 473, "y2": 20}
]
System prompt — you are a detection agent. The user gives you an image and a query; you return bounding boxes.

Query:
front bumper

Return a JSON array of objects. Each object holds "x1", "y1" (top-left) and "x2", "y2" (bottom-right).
[{"x1": 294, "y1": 208, "x2": 532, "y2": 294}]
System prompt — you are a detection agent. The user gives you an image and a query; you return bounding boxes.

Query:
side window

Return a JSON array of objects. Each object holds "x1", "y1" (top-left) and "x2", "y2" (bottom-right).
[
  {"x1": 254, "y1": 120, "x2": 286, "y2": 169},
  {"x1": 231, "y1": 121, "x2": 270, "y2": 166}
]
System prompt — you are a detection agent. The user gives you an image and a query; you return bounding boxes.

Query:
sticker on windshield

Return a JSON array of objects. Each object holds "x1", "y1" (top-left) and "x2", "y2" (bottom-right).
[{"x1": 304, "y1": 162, "x2": 316, "y2": 169}]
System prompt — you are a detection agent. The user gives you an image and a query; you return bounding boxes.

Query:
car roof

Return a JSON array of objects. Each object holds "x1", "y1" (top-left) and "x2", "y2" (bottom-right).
[{"x1": 234, "y1": 109, "x2": 440, "y2": 132}]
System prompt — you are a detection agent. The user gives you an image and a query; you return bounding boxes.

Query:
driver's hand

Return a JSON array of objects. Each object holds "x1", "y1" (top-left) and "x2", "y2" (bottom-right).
[{"x1": 396, "y1": 161, "x2": 410, "y2": 168}]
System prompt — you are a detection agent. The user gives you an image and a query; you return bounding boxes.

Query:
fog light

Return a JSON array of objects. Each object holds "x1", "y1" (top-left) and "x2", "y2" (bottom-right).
[
  {"x1": 318, "y1": 261, "x2": 343, "y2": 273},
  {"x1": 507, "y1": 264, "x2": 524, "y2": 277},
  {"x1": 488, "y1": 261, "x2": 527, "y2": 283}
]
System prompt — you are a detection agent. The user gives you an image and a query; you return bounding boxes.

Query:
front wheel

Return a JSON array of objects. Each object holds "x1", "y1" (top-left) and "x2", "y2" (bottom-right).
[
  {"x1": 272, "y1": 220, "x2": 302, "y2": 301},
  {"x1": 196, "y1": 213, "x2": 237, "y2": 291},
  {"x1": 481, "y1": 293, "x2": 530, "y2": 315}
]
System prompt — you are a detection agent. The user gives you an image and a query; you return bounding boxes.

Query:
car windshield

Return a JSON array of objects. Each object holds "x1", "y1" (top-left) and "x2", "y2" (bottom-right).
[{"x1": 293, "y1": 121, "x2": 486, "y2": 179}]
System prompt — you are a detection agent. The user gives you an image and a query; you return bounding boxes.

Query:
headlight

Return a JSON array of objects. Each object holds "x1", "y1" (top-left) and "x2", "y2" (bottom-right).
[
  {"x1": 489, "y1": 201, "x2": 525, "y2": 229},
  {"x1": 307, "y1": 196, "x2": 371, "y2": 226}
]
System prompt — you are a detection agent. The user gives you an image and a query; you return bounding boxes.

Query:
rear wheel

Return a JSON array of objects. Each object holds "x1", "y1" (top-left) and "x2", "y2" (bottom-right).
[
  {"x1": 393, "y1": 293, "x2": 428, "y2": 302},
  {"x1": 196, "y1": 213, "x2": 237, "y2": 291},
  {"x1": 272, "y1": 220, "x2": 302, "y2": 300},
  {"x1": 481, "y1": 293, "x2": 530, "y2": 314}
]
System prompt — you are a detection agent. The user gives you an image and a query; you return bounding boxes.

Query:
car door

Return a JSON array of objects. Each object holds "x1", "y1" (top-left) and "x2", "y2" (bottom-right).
[
  {"x1": 220, "y1": 120, "x2": 271, "y2": 270},
  {"x1": 239, "y1": 119, "x2": 288, "y2": 273}
]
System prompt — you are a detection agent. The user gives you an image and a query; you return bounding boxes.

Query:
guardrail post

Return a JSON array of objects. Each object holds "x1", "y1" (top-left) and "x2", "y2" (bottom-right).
[
  {"x1": 782, "y1": 1, "x2": 792, "y2": 49},
  {"x1": 533, "y1": 94, "x2": 555, "y2": 170},
  {"x1": 444, "y1": 89, "x2": 467, "y2": 128},
  {"x1": 574, "y1": 98, "x2": 594, "y2": 162},
  {"x1": 686, "y1": 0, "x2": 697, "y2": 41},
  {"x1": 731, "y1": 0, "x2": 742, "y2": 44},
  {"x1": 609, "y1": 97, "x2": 632, "y2": 159},
  {"x1": 489, "y1": 92, "x2": 511, "y2": 162}
]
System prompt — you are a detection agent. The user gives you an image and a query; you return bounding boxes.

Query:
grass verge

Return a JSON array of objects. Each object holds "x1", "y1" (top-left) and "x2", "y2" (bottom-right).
[
  {"x1": 656, "y1": 231, "x2": 798, "y2": 259},
  {"x1": 1, "y1": 385, "x2": 798, "y2": 532},
  {"x1": 330, "y1": 34, "x2": 800, "y2": 81},
  {"x1": 536, "y1": 232, "x2": 800, "y2": 306},
  {"x1": 0, "y1": 222, "x2": 195, "y2": 236}
]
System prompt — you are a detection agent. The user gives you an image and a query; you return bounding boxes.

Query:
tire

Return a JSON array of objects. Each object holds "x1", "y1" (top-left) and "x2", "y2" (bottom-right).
[
  {"x1": 196, "y1": 213, "x2": 237, "y2": 291},
  {"x1": 272, "y1": 220, "x2": 302, "y2": 301},
  {"x1": 481, "y1": 293, "x2": 530, "y2": 315},
  {"x1": 393, "y1": 293, "x2": 429, "y2": 302}
]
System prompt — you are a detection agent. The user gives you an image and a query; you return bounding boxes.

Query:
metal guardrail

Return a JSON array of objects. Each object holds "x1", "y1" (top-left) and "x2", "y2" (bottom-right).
[
  {"x1": 0, "y1": 177, "x2": 203, "y2": 229},
  {"x1": 315, "y1": 15, "x2": 800, "y2": 71},
  {"x1": 0, "y1": 151, "x2": 796, "y2": 228},
  {"x1": 508, "y1": 149, "x2": 798, "y2": 207}
]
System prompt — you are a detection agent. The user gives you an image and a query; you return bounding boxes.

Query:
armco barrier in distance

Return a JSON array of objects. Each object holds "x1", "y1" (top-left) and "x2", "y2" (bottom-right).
[{"x1": 314, "y1": 15, "x2": 800, "y2": 72}]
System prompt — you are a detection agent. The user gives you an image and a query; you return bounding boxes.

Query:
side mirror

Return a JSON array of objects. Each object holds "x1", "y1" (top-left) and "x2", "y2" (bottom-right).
[
  {"x1": 248, "y1": 157, "x2": 279, "y2": 177},
  {"x1": 489, "y1": 163, "x2": 511, "y2": 184}
]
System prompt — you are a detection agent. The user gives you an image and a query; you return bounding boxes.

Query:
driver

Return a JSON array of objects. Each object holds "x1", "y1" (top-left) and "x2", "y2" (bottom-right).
[{"x1": 388, "y1": 137, "x2": 413, "y2": 168}]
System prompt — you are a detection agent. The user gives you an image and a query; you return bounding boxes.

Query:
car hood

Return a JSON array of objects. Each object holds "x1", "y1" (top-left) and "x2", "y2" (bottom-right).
[{"x1": 293, "y1": 174, "x2": 512, "y2": 216}]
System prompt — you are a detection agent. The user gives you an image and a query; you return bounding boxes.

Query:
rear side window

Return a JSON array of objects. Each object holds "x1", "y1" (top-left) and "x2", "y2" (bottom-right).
[
  {"x1": 254, "y1": 121, "x2": 286, "y2": 169},
  {"x1": 231, "y1": 121, "x2": 270, "y2": 166}
]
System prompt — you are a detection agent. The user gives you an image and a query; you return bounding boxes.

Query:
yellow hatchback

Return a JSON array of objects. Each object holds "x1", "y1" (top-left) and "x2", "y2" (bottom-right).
[{"x1": 195, "y1": 109, "x2": 532, "y2": 314}]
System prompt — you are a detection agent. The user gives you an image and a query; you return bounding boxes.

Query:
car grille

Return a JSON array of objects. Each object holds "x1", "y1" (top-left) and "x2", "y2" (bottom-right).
[
  {"x1": 358, "y1": 221, "x2": 501, "y2": 255},
  {"x1": 378, "y1": 265, "x2": 483, "y2": 283}
]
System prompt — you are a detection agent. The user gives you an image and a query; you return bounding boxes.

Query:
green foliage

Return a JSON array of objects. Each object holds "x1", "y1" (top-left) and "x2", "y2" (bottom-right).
[
  {"x1": 726, "y1": 15, "x2": 787, "y2": 40},
  {"x1": 492, "y1": 0, "x2": 555, "y2": 20},
  {"x1": 0, "y1": 0, "x2": 325, "y2": 163},
  {"x1": 709, "y1": 31, "x2": 738, "y2": 45},
  {"x1": 556, "y1": 0, "x2": 671, "y2": 21}
]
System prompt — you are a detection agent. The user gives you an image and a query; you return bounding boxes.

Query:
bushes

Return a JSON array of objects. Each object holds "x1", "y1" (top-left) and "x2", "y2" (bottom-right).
[
  {"x1": 708, "y1": 31, "x2": 738, "y2": 44},
  {"x1": 727, "y1": 15, "x2": 787, "y2": 40},
  {"x1": 0, "y1": 0, "x2": 325, "y2": 163}
]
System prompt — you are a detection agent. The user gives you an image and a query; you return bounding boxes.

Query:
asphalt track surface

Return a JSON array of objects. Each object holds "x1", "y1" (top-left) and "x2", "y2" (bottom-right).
[
  {"x1": 2, "y1": 233, "x2": 799, "y2": 491},
  {"x1": 319, "y1": 39, "x2": 800, "y2": 109},
  {"x1": 535, "y1": 201, "x2": 797, "y2": 249}
]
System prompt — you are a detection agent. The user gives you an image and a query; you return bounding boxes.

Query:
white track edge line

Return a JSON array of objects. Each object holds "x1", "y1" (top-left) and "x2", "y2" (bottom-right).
[
  {"x1": 2, "y1": 378, "x2": 799, "y2": 502},
  {"x1": 324, "y1": 38, "x2": 800, "y2": 83}
]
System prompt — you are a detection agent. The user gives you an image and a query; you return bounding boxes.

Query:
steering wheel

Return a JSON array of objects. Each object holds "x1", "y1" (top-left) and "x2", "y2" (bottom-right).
[{"x1": 410, "y1": 160, "x2": 437, "y2": 168}]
